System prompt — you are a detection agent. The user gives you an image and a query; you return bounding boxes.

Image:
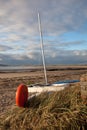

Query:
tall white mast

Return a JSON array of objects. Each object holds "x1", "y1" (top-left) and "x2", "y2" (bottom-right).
[{"x1": 38, "y1": 13, "x2": 48, "y2": 85}]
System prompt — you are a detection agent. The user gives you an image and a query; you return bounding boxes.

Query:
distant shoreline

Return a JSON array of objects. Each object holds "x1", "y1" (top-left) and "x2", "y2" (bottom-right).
[{"x1": 0, "y1": 65, "x2": 87, "y2": 73}]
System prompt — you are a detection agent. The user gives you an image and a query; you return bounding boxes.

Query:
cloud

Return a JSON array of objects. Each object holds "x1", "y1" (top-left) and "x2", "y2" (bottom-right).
[
  {"x1": 57, "y1": 40, "x2": 87, "y2": 50},
  {"x1": 0, "y1": 0, "x2": 87, "y2": 36},
  {"x1": 73, "y1": 50, "x2": 87, "y2": 56},
  {"x1": 0, "y1": 0, "x2": 87, "y2": 65},
  {"x1": 0, "y1": 44, "x2": 13, "y2": 51},
  {"x1": 0, "y1": 49, "x2": 87, "y2": 65},
  {"x1": 0, "y1": 0, "x2": 87, "y2": 37}
]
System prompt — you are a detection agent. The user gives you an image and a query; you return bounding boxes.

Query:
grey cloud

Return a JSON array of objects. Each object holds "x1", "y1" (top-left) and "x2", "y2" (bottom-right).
[
  {"x1": 0, "y1": 44, "x2": 13, "y2": 51},
  {"x1": 58, "y1": 40, "x2": 87, "y2": 48},
  {"x1": 0, "y1": 53, "x2": 41, "y2": 65},
  {"x1": 45, "y1": 50, "x2": 87, "y2": 64},
  {"x1": 0, "y1": 0, "x2": 87, "y2": 36},
  {"x1": 0, "y1": 49, "x2": 87, "y2": 65},
  {"x1": 0, "y1": 0, "x2": 87, "y2": 65}
]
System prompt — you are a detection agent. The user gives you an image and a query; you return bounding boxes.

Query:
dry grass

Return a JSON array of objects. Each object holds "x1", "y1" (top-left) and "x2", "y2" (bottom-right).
[{"x1": 0, "y1": 83, "x2": 87, "y2": 130}]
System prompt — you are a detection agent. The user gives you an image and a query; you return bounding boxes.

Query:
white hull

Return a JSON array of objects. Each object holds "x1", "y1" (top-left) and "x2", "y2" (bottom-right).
[{"x1": 28, "y1": 84, "x2": 68, "y2": 93}]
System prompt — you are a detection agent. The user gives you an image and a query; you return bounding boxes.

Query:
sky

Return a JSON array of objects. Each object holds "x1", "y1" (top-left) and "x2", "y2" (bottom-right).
[{"x1": 0, "y1": 0, "x2": 87, "y2": 65}]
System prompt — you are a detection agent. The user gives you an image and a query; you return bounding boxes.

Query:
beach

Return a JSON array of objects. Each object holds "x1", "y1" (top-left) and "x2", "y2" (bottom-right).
[{"x1": 0, "y1": 65, "x2": 87, "y2": 114}]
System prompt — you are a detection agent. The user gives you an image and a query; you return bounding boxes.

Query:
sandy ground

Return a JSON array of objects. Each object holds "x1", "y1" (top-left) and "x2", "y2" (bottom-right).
[{"x1": 0, "y1": 67, "x2": 87, "y2": 115}]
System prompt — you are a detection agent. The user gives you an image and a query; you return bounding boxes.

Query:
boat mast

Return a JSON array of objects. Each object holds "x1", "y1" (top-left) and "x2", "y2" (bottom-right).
[{"x1": 38, "y1": 13, "x2": 48, "y2": 85}]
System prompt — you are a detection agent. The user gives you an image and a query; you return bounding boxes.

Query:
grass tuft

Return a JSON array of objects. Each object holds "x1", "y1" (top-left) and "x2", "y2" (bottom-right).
[{"x1": 0, "y1": 83, "x2": 87, "y2": 130}]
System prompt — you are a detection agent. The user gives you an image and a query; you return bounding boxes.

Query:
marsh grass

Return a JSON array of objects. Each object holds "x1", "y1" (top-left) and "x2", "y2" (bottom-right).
[{"x1": 0, "y1": 83, "x2": 87, "y2": 130}]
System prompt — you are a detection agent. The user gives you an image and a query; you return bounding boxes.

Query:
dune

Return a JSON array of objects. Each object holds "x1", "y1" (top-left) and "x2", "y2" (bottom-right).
[{"x1": 0, "y1": 82, "x2": 87, "y2": 130}]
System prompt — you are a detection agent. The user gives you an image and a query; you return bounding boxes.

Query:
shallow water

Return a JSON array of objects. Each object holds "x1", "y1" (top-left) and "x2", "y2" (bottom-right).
[{"x1": 0, "y1": 66, "x2": 39, "y2": 72}]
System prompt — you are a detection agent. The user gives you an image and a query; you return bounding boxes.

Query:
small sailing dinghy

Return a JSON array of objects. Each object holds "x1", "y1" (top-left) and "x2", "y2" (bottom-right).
[
  {"x1": 15, "y1": 13, "x2": 80, "y2": 107},
  {"x1": 16, "y1": 79, "x2": 80, "y2": 107},
  {"x1": 15, "y1": 83, "x2": 66, "y2": 107}
]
